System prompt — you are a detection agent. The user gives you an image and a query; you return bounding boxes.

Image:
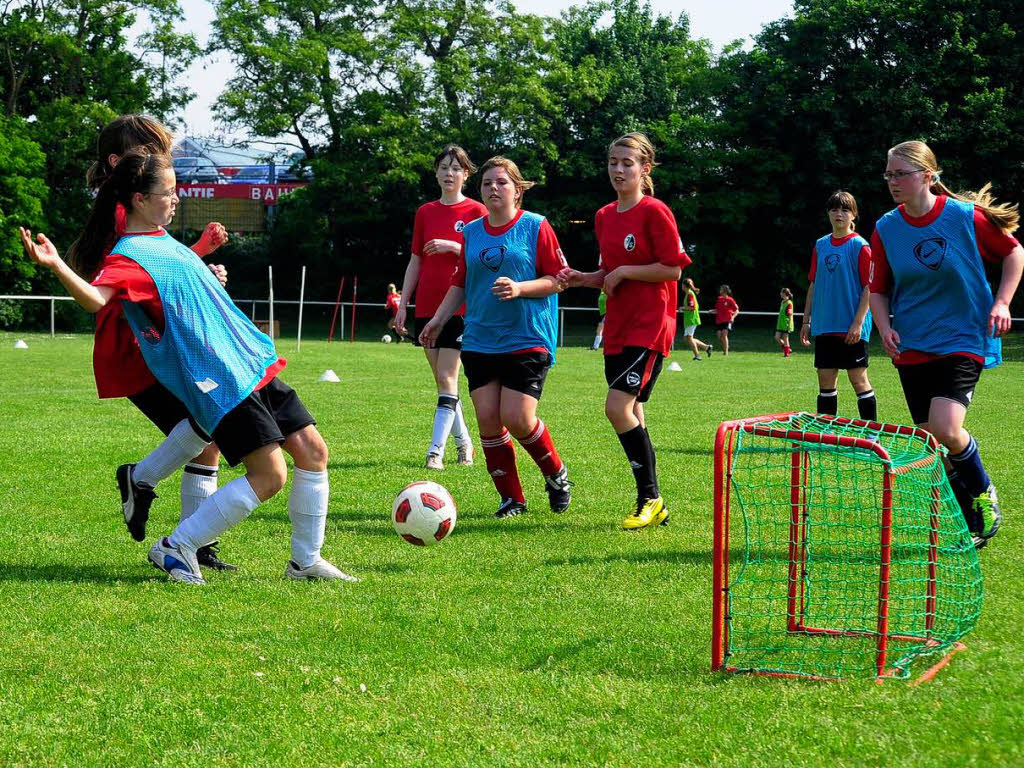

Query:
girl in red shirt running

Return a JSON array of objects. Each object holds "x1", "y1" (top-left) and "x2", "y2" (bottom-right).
[
  {"x1": 396, "y1": 145, "x2": 486, "y2": 470},
  {"x1": 560, "y1": 133, "x2": 690, "y2": 530},
  {"x1": 714, "y1": 285, "x2": 739, "y2": 355}
]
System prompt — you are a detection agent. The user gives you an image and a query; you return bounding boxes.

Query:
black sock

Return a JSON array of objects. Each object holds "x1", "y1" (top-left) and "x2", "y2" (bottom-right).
[
  {"x1": 817, "y1": 389, "x2": 838, "y2": 416},
  {"x1": 856, "y1": 389, "x2": 877, "y2": 420},
  {"x1": 618, "y1": 425, "x2": 658, "y2": 501},
  {"x1": 643, "y1": 426, "x2": 659, "y2": 496},
  {"x1": 946, "y1": 467, "x2": 981, "y2": 533}
]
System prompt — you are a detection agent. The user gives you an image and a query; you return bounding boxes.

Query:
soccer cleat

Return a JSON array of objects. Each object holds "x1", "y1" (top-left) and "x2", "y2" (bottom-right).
[
  {"x1": 425, "y1": 452, "x2": 444, "y2": 470},
  {"x1": 693, "y1": 355, "x2": 702, "y2": 361},
  {"x1": 148, "y1": 537, "x2": 205, "y2": 584},
  {"x1": 544, "y1": 466, "x2": 573, "y2": 513},
  {"x1": 456, "y1": 442, "x2": 475, "y2": 466},
  {"x1": 495, "y1": 498, "x2": 528, "y2": 519},
  {"x1": 622, "y1": 496, "x2": 670, "y2": 530},
  {"x1": 285, "y1": 558, "x2": 360, "y2": 582},
  {"x1": 706, "y1": 344, "x2": 713, "y2": 357},
  {"x1": 116, "y1": 463, "x2": 157, "y2": 542},
  {"x1": 196, "y1": 541, "x2": 238, "y2": 571},
  {"x1": 971, "y1": 484, "x2": 1001, "y2": 549}
]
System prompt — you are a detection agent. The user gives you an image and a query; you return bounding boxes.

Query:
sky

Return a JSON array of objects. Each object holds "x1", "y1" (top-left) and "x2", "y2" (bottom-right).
[{"x1": 167, "y1": 0, "x2": 794, "y2": 146}]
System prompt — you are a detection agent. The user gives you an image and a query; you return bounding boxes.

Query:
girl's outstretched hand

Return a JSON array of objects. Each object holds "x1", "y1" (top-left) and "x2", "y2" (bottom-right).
[
  {"x1": 19, "y1": 228, "x2": 62, "y2": 269},
  {"x1": 194, "y1": 222, "x2": 229, "y2": 256}
]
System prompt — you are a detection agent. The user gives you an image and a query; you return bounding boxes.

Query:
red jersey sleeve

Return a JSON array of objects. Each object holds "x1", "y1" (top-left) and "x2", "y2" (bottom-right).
[
  {"x1": 411, "y1": 206, "x2": 425, "y2": 257},
  {"x1": 786, "y1": 302, "x2": 793, "y2": 317},
  {"x1": 452, "y1": 244, "x2": 467, "y2": 289},
  {"x1": 868, "y1": 230, "x2": 892, "y2": 293},
  {"x1": 648, "y1": 201, "x2": 691, "y2": 268},
  {"x1": 973, "y1": 208, "x2": 1020, "y2": 263},
  {"x1": 685, "y1": 292, "x2": 696, "y2": 310},
  {"x1": 91, "y1": 254, "x2": 164, "y2": 329},
  {"x1": 535, "y1": 219, "x2": 568, "y2": 277},
  {"x1": 858, "y1": 245, "x2": 872, "y2": 286},
  {"x1": 808, "y1": 245, "x2": 818, "y2": 283}
]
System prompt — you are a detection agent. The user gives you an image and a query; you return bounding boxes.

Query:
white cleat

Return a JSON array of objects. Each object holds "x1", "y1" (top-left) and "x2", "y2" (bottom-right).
[
  {"x1": 456, "y1": 442, "x2": 475, "y2": 466},
  {"x1": 148, "y1": 537, "x2": 205, "y2": 584},
  {"x1": 425, "y1": 452, "x2": 444, "y2": 470},
  {"x1": 285, "y1": 557, "x2": 360, "y2": 582}
]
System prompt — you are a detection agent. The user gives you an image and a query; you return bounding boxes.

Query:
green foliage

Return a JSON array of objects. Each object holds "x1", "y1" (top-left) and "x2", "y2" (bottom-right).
[{"x1": 0, "y1": 114, "x2": 48, "y2": 301}]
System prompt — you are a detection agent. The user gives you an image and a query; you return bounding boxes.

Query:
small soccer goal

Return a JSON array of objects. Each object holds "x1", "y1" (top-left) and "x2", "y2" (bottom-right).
[{"x1": 711, "y1": 412, "x2": 983, "y2": 682}]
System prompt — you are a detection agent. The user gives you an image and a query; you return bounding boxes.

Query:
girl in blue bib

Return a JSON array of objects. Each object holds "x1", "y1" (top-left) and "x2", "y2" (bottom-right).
[{"x1": 868, "y1": 140, "x2": 1023, "y2": 549}]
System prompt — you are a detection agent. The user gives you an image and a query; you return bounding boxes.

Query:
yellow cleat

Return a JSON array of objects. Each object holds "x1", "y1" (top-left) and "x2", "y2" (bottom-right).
[{"x1": 622, "y1": 496, "x2": 669, "y2": 530}]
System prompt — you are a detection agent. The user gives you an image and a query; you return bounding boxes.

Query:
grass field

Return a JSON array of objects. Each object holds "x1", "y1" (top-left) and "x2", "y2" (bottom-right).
[{"x1": 0, "y1": 330, "x2": 1021, "y2": 766}]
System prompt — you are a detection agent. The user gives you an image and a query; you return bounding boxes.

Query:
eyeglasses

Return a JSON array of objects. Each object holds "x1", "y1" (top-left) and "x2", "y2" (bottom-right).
[
  {"x1": 882, "y1": 169, "x2": 924, "y2": 182},
  {"x1": 146, "y1": 190, "x2": 178, "y2": 198}
]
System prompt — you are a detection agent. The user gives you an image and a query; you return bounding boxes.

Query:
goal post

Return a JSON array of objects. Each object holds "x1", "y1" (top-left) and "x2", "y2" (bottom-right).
[{"x1": 712, "y1": 412, "x2": 983, "y2": 681}]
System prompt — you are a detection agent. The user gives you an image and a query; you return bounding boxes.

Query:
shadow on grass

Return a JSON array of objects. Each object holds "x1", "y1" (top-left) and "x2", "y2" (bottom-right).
[
  {"x1": 327, "y1": 460, "x2": 391, "y2": 471},
  {"x1": 0, "y1": 562, "x2": 153, "y2": 584},
  {"x1": 521, "y1": 636, "x2": 603, "y2": 672},
  {"x1": 544, "y1": 549, "x2": 711, "y2": 567}
]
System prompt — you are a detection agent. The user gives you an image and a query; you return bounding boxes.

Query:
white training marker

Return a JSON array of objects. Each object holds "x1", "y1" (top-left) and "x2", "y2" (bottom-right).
[
  {"x1": 318, "y1": 369, "x2": 341, "y2": 382},
  {"x1": 668, "y1": 361, "x2": 683, "y2": 371},
  {"x1": 13, "y1": 339, "x2": 28, "y2": 349}
]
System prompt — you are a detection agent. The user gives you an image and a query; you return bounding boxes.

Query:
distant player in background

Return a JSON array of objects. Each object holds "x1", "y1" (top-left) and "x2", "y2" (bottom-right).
[
  {"x1": 592, "y1": 291, "x2": 606, "y2": 350},
  {"x1": 714, "y1": 285, "x2": 739, "y2": 355},
  {"x1": 396, "y1": 145, "x2": 486, "y2": 470},
  {"x1": 82, "y1": 115, "x2": 235, "y2": 569},
  {"x1": 22, "y1": 150, "x2": 355, "y2": 583},
  {"x1": 799, "y1": 190, "x2": 875, "y2": 420},
  {"x1": 384, "y1": 283, "x2": 404, "y2": 342},
  {"x1": 559, "y1": 133, "x2": 689, "y2": 530},
  {"x1": 681, "y1": 278, "x2": 712, "y2": 360},
  {"x1": 774, "y1": 288, "x2": 794, "y2": 356},
  {"x1": 869, "y1": 140, "x2": 1023, "y2": 548},
  {"x1": 420, "y1": 156, "x2": 572, "y2": 519}
]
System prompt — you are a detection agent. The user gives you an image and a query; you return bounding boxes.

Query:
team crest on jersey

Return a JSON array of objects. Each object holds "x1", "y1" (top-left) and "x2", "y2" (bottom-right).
[
  {"x1": 454, "y1": 220, "x2": 466, "y2": 233},
  {"x1": 624, "y1": 234, "x2": 636, "y2": 251},
  {"x1": 478, "y1": 245, "x2": 507, "y2": 272},
  {"x1": 913, "y1": 237, "x2": 946, "y2": 271},
  {"x1": 825, "y1": 253, "x2": 840, "y2": 273}
]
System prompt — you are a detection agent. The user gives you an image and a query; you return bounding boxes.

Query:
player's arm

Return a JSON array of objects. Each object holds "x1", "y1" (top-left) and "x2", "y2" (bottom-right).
[
  {"x1": 846, "y1": 286, "x2": 870, "y2": 345},
  {"x1": 990, "y1": 244, "x2": 1023, "y2": 337},
  {"x1": 558, "y1": 267, "x2": 606, "y2": 289},
  {"x1": 395, "y1": 253, "x2": 422, "y2": 335},
  {"x1": 867, "y1": 230, "x2": 899, "y2": 357},
  {"x1": 800, "y1": 282, "x2": 814, "y2": 345},
  {"x1": 493, "y1": 274, "x2": 563, "y2": 300},
  {"x1": 604, "y1": 263, "x2": 681, "y2": 297},
  {"x1": 191, "y1": 222, "x2": 228, "y2": 258},
  {"x1": 19, "y1": 228, "x2": 113, "y2": 313},
  {"x1": 419, "y1": 285, "x2": 465, "y2": 347}
]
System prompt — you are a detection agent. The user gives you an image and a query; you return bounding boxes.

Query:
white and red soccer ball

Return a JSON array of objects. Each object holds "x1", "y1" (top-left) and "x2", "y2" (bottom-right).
[{"x1": 392, "y1": 481, "x2": 457, "y2": 546}]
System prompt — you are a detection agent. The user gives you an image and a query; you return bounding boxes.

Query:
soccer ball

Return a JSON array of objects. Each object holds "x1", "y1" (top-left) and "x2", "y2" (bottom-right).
[
  {"x1": 381, "y1": 334, "x2": 392, "y2": 343},
  {"x1": 392, "y1": 481, "x2": 457, "y2": 546}
]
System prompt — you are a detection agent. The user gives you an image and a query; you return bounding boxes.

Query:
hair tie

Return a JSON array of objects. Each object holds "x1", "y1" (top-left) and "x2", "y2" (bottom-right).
[{"x1": 114, "y1": 202, "x2": 127, "y2": 237}]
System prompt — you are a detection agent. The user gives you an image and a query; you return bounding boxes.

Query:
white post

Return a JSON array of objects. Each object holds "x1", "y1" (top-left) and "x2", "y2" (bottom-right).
[
  {"x1": 559, "y1": 308, "x2": 564, "y2": 348},
  {"x1": 296, "y1": 265, "x2": 306, "y2": 351},
  {"x1": 50, "y1": 298, "x2": 55, "y2": 337},
  {"x1": 268, "y1": 265, "x2": 275, "y2": 339}
]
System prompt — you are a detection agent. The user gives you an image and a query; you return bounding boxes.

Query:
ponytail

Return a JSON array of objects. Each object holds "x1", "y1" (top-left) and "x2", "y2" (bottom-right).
[{"x1": 608, "y1": 132, "x2": 658, "y2": 196}]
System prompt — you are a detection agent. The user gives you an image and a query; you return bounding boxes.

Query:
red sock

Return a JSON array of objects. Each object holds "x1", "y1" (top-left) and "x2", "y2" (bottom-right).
[
  {"x1": 480, "y1": 430, "x2": 525, "y2": 502},
  {"x1": 517, "y1": 419, "x2": 564, "y2": 476}
]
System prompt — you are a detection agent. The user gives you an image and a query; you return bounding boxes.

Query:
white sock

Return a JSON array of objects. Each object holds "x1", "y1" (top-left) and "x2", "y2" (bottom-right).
[
  {"x1": 430, "y1": 394, "x2": 459, "y2": 456},
  {"x1": 134, "y1": 419, "x2": 210, "y2": 488},
  {"x1": 170, "y1": 476, "x2": 260, "y2": 552},
  {"x1": 593, "y1": 334, "x2": 603, "y2": 350},
  {"x1": 288, "y1": 467, "x2": 329, "y2": 568},
  {"x1": 180, "y1": 462, "x2": 218, "y2": 523},
  {"x1": 450, "y1": 398, "x2": 471, "y2": 446}
]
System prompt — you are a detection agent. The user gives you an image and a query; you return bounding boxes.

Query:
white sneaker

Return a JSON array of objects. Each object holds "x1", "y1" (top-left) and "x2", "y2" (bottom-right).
[
  {"x1": 148, "y1": 537, "x2": 205, "y2": 584},
  {"x1": 425, "y1": 452, "x2": 444, "y2": 470},
  {"x1": 285, "y1": 557, "x2": 360, "y2": 582},
  {"x1": 456, "y1": 442, "x2": 474, "y2": 466}
]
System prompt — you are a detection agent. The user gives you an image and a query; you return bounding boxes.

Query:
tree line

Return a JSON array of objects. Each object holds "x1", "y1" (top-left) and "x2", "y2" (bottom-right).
[{"x1": 2, "y1": 0, "x2": 1022, "y2": 325}]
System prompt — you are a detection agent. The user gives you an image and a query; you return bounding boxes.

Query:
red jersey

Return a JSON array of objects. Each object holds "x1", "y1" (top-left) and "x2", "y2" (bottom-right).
[
  {"x1": 715, "y1": 295, "x2": 739, "y2": 324},
  {"x1": 595, "y1": 196, "x2": 691, "y2": 357},
  {"x1": 385, "y1": 292, "x2": 401, "y2": 315},
  {"x1": 411, "y1": 198, "x2": 487, "y2": 317},
  {"x1": 91, "y1": 230, "x2": 284, "y2": 398},
  {"x1": 868, "y1": 196, "x2": 1019, "y2": 365}
]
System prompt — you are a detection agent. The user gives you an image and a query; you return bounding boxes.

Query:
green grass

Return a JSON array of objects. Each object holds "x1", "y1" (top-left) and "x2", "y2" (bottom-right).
[{"x1": 0, "y1": 331, "x2": 1021, "y2": 766}]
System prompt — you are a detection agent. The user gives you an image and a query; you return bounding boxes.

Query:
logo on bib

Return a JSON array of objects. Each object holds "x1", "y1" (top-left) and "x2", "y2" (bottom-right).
[
  {"x1": 626, "y1": 372, "x2": 642, "y2": 388},
  {"x1": 195, "y1": 377, "x2": 220, "y2": 393},
  {"x1": 454, "y1": 220, "x2": 465, "y2": 232},
  {"x1": 825, "y1": 253, "x2": 840, "y2": 273},
  {"x1": 478, "y1": 245, "x2": 507, "y2": 272},
  {"x1": 913, "y1": 237, "x2": 946, "y2": 271},
  {"x1": 624, "y1": 234, "x2": 636, "y2": 251}
]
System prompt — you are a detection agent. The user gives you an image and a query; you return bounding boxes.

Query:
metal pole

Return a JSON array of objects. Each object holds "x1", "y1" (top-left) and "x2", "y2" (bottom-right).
[
  {"x1": 297, "y1": 265, "x2": 306, "y2": 351},
  {"x1": 350, "y1": 275, "x2": 358, "y2": 343},
  {"x1": 559, "y1": 308, "x2": 564, "y2": 348},
  {"x1": 268, "y1": 265, "x2": 275, "y2": 339},
  {"x1": 50, "y1": 298, "x2": 55, "y2": 337}
]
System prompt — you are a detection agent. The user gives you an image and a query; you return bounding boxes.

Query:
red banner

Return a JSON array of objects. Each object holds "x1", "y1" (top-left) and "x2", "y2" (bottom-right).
[{"x1": 175, "y1": 183, "x2": 306, "y2": 205}]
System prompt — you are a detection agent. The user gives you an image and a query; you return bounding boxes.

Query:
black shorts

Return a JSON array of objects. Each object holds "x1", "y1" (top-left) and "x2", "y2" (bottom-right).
[
  {"x1": 605, "y1": 347, "x2": 664, "y2": 403},
  {"x1": 814, "y1": 335, "x2": 869, "y2": 370},
  {"x1": 460, "y1": 350, "x2": 551, "y2": 399},
  {"x1": 716, "y1": 321, "x2": 733, "y2": 332},
  {"x1": 414, "y1": 315, "x2": 464, "y2": 350},
  {"x1": 896, "y1": 355, "x2": 983, "y2": 425},
  {"x1": 211, "y1": 378, "x2": 316, "y2": 466},
  {"x1": 128, "y1": 382, "x2": 208, "y2": 439}
]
